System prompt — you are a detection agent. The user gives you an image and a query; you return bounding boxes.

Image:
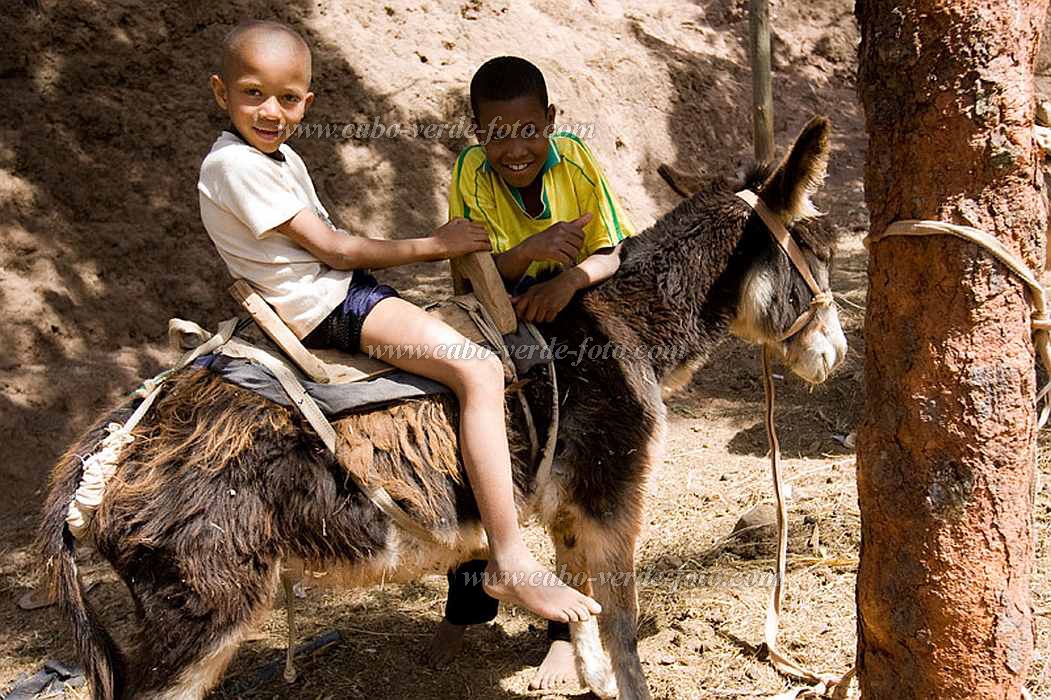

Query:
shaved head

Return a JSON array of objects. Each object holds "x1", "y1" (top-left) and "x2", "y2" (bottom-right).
[{"x1": 220, "y1": 20, "x2": 311, "y2": 82}]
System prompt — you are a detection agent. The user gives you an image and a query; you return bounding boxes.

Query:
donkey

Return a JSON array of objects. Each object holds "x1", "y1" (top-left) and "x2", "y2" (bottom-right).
[{"x1": 40, "y1": 116, "x2": 845, "y2": 700}]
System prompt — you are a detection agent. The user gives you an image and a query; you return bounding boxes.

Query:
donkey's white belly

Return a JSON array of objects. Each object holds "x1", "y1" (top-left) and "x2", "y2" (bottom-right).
[{"x1": 283, "y1": 522, "x2": 489, "y2": 588}]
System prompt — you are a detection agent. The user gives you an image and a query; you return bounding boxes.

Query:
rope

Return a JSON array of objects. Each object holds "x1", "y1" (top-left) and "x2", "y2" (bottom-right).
[
  {"x1": 452, "y1": 297, "x2": 562, "y2": 476},
  {"x1": 757, "y1": 216, "x2": 1047, "y2": 697},
  {"x1": 66, "y1": 319, "x2": 238, "y2": 539},
  {"x1": 866, "y1": 220, "x2": 1051, "y2": 428},
  {"x1": 523, "y1": 322, "x2": 560, "y2": 490},
  {"x1": 735, "y1": 189, "x2": 854, "y2": 697},
  {"x1": 761, "y1": 347, "x2": 855, "y2": 699}
]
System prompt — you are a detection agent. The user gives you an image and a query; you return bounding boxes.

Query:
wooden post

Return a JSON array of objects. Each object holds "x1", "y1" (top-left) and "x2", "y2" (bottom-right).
[
  {"x1": 749, "y1": 0, "x2": 775, "y2": 164},
  {"x1": 450, "y1": 251, "x2": 518, "y2": 334}
]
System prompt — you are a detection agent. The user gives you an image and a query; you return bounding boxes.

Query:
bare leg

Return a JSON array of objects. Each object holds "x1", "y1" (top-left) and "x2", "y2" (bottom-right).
[
  {"x1": 360, "y1": 298, "x2": 600, "y2": 623},
  {"x1": 532, "y1": 640, "x2": 582, "y2": 690},
  {"x1": 531, "y1": 541, "x2": 587, "y2": 690},
  {"x1": 426, "y1": 560, "x2": 492, "y2": 666}
]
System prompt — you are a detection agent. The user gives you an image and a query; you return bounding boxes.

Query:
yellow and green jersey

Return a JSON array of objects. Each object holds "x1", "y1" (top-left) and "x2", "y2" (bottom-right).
[{"x1": 447, "y1": 133, "x2": 636, "y2": 282}]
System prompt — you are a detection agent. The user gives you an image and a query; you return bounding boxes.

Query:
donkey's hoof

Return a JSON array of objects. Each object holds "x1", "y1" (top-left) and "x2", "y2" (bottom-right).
[
  {"x1": 587, "y1": 673, "x2": 619, "y2": 699},
  {"x1": 573, "y1": 618, "x2": 618, "y2": 698}
]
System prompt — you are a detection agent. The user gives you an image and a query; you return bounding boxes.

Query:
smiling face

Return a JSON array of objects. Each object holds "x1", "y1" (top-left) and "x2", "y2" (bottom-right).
[
  {"x1": 474, "y1": 95, "x2": 555, "y2": 188},
  {"x1": 210, "y1": 36, "x2": 314, "y2": 154}
]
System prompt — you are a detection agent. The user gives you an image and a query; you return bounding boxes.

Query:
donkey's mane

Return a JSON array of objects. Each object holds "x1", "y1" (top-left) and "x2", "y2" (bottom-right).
[
  {"x1": 622, "y1": 163, "x2": 837, "y2": 265},
  {"x1": 618, "y1": 176, "x2": 742, "y2": 265}
]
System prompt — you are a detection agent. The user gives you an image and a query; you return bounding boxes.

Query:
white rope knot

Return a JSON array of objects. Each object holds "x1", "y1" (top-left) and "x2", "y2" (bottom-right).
[
  {"x1": 66, "y1": 423, "x2": 136, "y2": 539},
  {"x1": 134, "y1": 377, "x2": 160, "y2": 399},
  {"x1": 65, "y1": 318, "x2": 240, "y2": 539}
]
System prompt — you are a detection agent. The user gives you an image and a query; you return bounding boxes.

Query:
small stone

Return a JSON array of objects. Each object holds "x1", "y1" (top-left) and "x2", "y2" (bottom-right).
[
  {"x1": 1038, "y1": 99, "x2": 1051, "y2": 127},
  {"x1": 730, "y1": 503, "x2": 779, "y2": 559},
  {"x1": 733, "y1": 503, "x2": 778, "y2": 539},
  {"x1": 662, "y1": 555, "x2": 684, "y2": 569}
]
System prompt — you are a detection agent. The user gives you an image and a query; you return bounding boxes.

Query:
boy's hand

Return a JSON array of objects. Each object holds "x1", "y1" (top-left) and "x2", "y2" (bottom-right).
[
  {"x1": 521, "y1": 214, "x2": 592, "y2": 266},
  {"x1": 512, "y1": 272, "x2": 584, "y2": 323},
  {"x1": 432, "y1": 219, "x2": 491, "y2": 259}
]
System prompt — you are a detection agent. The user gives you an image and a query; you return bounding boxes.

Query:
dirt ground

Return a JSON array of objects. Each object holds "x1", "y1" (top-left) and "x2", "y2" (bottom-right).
[{"x1": 3, "y1": 0, "x2": 1051, "y2": 698}]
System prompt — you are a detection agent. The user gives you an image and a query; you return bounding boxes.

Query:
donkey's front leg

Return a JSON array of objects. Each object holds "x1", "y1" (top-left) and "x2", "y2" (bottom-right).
[
  {"x1": 575, "y1": 513, "x2": 651, "y2": 700},
  {"x1": 549, "y1": 522, "x2": 618, "y2": 699}
]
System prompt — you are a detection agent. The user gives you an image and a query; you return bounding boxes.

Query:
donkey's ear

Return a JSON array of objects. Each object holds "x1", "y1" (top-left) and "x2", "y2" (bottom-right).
[{"x1": 758, "y1": 116, "x2": 830, "y2": 222}]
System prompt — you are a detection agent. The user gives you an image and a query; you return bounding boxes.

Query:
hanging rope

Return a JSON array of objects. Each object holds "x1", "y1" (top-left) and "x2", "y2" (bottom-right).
[
  {"x1": 735, "y1": 189, "x2": 855, "y2": 698},
  {"x1": 761, "y1": 347, "x2": 856, "y2": 700}
]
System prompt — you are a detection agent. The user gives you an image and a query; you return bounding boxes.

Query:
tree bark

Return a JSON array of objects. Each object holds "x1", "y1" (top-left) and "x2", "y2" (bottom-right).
[{"x1": 856, "y1": 1, "x2": 1048, "y2": 698}]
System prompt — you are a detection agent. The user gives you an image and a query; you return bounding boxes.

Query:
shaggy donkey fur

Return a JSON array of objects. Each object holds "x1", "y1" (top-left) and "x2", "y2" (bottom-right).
[{"x1": 41, "y1": 117, "x2": 839, "y2": 700}]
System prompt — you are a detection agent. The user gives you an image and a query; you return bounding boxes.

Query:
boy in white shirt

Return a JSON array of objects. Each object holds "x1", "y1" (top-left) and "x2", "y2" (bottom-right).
[{"x1": 197, "y1": 20, "x2": 601, "y2": 625}]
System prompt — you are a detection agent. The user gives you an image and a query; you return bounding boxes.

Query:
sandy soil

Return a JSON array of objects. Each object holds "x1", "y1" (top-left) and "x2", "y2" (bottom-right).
[{"x1": 2, "y1": 1, "x2": 1050, "y2": 698}]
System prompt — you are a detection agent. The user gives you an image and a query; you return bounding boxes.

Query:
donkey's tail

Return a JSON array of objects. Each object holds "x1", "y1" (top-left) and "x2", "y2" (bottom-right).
[{"x1": 39, "y1": 415, "x2": 130, "y2": 700}]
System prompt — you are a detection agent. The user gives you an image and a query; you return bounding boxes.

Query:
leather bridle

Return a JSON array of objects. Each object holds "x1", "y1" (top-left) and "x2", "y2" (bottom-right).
[{"x1": 736, "y1": 189, "x2": 834, "y2": 341}]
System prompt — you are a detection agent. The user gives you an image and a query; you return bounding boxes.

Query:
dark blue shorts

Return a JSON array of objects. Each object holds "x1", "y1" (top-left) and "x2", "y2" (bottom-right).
[
  {"x1": 445, "y1": 559, "x2": 570, "y2": 641},
  {"x1": 302, "y1": 270, "x2": 399, "y2": 353}
]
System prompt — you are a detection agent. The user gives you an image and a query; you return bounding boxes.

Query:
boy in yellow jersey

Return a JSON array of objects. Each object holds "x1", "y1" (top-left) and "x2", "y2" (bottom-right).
[
  {"x1": 429, "y1": 57, "x2": 635, "y2": 690},
  {"x1": 448, "y1": 56, "x2": 635, "y2": 323}
]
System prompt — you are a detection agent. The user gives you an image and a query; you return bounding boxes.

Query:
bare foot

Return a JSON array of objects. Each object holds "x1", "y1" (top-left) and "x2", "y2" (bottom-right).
[
  {"x1": 424, "y1": 619, "x2": 467, "y2": 667},
  {"x1": 482, "y1": 555, "x2": 601, "y2": 623},
  {"x1": 529, "y1": 640, "x2": 584, "y2": 691}
]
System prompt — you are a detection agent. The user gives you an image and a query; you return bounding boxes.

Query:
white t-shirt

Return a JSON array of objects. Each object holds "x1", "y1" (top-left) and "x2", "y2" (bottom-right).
[{"x1": 198, "y1": 131, "x2": 352, "y2": 337}]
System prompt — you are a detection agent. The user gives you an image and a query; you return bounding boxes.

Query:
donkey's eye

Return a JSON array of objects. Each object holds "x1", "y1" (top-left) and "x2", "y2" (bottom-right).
[{"x1": 789, "y1": 291, "x2": 799, "y2": 306}]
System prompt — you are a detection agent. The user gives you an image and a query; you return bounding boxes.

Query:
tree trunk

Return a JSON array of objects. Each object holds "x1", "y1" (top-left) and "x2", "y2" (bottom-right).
[{"x1": 855, "y1": 1, "x2": 1048, "y2": 698}]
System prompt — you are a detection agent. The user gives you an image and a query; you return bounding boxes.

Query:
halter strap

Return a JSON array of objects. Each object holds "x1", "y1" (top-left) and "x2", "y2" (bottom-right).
[{"x1": 736, "y1": 190, "x2": 833, "y2": 340}]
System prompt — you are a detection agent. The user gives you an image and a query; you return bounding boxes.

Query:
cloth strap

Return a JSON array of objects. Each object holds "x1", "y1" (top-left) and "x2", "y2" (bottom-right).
[
  {"x1": 866, "y1": 219, "x2": 1051, "y2": 428},
  {"x1": 66, "y1": 319, "x2": 238, "y2": 539},
  {"x1": 736, "y1": 190, "x2": 834, "y2": 340},
  {"x1": 194, "y1": 322, "x2": 451, "y2": 545}
]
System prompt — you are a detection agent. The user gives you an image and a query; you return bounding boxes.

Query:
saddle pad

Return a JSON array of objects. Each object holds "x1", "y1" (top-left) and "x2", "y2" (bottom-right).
[
  {"x1": 194, "y1": 354, "x2": 449, "y2": 415},
  {"x1": 193, "y1": 322, "x2": 550, "y2": 416}
]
